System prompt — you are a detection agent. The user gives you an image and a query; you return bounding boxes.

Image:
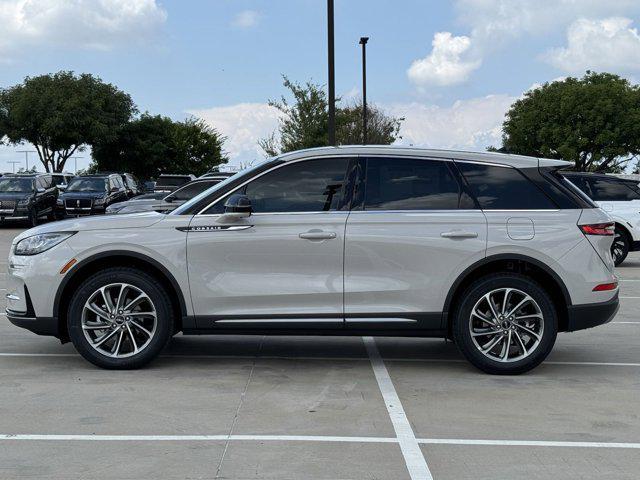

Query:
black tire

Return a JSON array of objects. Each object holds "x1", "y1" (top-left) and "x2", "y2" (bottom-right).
[
  {"x1": 47, "y1": 208, "x2": 56, "y2": 221},
  {"x1": 452, "y1": 273, "x2": 557, "y2": 375},
  {"x1": 612, "y1": 226, "x2": 630, "y2": 267},
  {"x1": 67, "y1": 267, "x2": 174, "y2": 369},
  {"x1": 28, "y1": 207, "x2": 38, "y2": 227}
]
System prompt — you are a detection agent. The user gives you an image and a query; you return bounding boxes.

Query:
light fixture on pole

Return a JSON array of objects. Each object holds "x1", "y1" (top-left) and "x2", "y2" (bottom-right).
[
  {"x1": 17, "y1": 150, "x2": 36, "y2": 172},
  {"x1": 70, "y1": 156, "x2": 84, "y2": 174},
  {"x1": 359, "y1": 37, "x2": 369, "y2": 145},
  {"x1": 327, "y1": 0, "x2": 336, "y2": 146},
  {"x1": 7, "y1": 161, "x2": 21, "y2": 174}
]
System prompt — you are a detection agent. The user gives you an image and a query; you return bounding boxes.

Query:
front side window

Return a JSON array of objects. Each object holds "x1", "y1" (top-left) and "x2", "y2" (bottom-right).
[
  {"x1": 457, "y1": 163, "x2": 557, "y2": 210},
  {"x1": 239, "y1": 158, "x2": 349, "y2": 213},
  {"x1": 171, "y1": 181, "x2": 219, "y2": 201},
  {"x1": 363, "y1": 157, "x2": 468, "y2": 210}
]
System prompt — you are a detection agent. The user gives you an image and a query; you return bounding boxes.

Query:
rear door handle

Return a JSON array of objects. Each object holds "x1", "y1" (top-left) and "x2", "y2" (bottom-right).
[
  {"x1": 441, "y1": 231, "x2": 478, "y2": 239},
  {"x1": 299, "y1": 230, "x2": 337, "y2": 240}
]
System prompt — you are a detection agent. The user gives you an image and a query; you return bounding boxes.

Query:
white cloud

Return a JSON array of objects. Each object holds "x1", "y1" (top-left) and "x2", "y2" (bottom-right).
[
  {"x1": 0, "y1": 0, "x2": 167, "y2": 54},
  {"x1": 188, "y1": 103, "x2": 281, "y2": 165},
  {"x1": 544, "y1": 17, "x2": 640, "y2": 73},
  {"x1": 387, "y1": 94, "x2": 516, "y2": 151},
  {"x1": 408, "y1": 32, "x2": 481, "y2": 87},
  {"x1": 189, "y1": 95, "x2": 515, "y2": 165},
  {"x1": 231, "y1": 10, "x2": 259, "y2": 29}
]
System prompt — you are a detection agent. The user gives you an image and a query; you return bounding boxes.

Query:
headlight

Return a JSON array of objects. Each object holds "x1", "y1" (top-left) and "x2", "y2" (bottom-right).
[
  {"x1": 94, "y1": 197, "x2": 106, "y2": 206},
  {"x1": 56, "y1": 198, "x2": 64, "y2": 206},
  {"x1": 17, "y1": 197, "x2": 32, "y2": 206},
  {"x1": 14, "y1": 232, "x2": 76, "y2": 256}
]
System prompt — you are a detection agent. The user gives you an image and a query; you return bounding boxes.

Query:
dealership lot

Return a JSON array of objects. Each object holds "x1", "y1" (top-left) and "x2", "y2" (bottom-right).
[{"x1": 0, "y1": 226, "x2": 638, "y2": 479}]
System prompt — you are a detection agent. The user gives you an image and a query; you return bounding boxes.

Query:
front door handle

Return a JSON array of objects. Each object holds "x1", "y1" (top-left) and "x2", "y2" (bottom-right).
[
  {"x1": 299, "y1": 230, "x2": 337, "y2": 240},
  {"x1": 441, "y1": 231, "x2": 478, "y2": 239}
]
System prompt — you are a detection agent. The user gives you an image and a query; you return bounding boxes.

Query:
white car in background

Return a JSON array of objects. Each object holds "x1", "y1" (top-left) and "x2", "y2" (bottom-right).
[{"x1": 563, "y1": 172, "x2": 640, "y2": 266}]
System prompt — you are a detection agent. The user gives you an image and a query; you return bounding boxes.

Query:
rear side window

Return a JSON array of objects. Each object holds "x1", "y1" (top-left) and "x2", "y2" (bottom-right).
[
  {"x1": 364, "y1": 157, "x2": 470, "y2": 210},
  {"x1": 457, "y1": 162, "x2": 557, "y2": 210}
]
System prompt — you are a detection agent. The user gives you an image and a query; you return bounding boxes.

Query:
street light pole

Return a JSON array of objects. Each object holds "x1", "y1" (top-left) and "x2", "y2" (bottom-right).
[
  {"x1": 7, "y1": 161, "x2": 21, "y2": 174},
  {"x1": 17, "y1": 150, "x2": 36, "y2": 172},
  {"x1": 327, "y1": 0, "x2": 336, "y2": 146},
  {"x1": 70, "y1": 156, "x2": 84, "y2": 174},
  {"x1": 359, "y1": 37, "x2": 369, "y2": 145}
]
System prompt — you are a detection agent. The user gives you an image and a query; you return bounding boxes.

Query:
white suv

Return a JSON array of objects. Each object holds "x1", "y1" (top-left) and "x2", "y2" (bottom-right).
[
  {"x1": 562, "y1": 172, "x2": 640, "y2": 266},
  {"x1": 6, "y1": 147, "x2": 619, "y2": 374}
]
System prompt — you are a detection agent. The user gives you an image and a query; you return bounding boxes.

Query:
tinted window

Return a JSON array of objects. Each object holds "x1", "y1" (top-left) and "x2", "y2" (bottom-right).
[
  {"x1": 583, "y1": 178, "x2": 640, "y2": 201},
  {"x1": 0, "y1": 178, "x2": 33, "y2": 193},
  {"x1": 457, "y1": 163, "x2": 557, "y2": 209},
  {"x1": 240, "y1": 158, "x2": 348, "y2": 213},
  {"x1": 364, "y1": 157, "x2": 468, "y2": 210},
  {"x1": 67, "y1": 178, "x2": 107, "y2": 192},
  {"x1": 171, "y1": 181, "x2": 219, "y2": 201}
]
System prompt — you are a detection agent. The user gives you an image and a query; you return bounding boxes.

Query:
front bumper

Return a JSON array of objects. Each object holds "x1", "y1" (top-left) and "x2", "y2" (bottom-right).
[
  {"x1": 632, "y1": 240, "x2": 640, "y2": 252},
  {"x1": 566, "y1": 293, "x2": 619, "y2": 332},
  {"x1": 6, "y1": 311, "x2": 58, "y2": 337},
  {"x1": 0, "y1": 206, "x2": 30, "y2": 220}
]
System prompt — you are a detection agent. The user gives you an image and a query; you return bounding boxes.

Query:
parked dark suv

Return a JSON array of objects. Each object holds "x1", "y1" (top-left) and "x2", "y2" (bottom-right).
[
  {"x1": 121, "y1": 173, "x2": 141, "y2": 198},
  {"x1": 57, "y1": 174, "x2": 128, "y2": 217},
  {"x1": 0, "y1": 173, "x2": 57, "y2": 226}
]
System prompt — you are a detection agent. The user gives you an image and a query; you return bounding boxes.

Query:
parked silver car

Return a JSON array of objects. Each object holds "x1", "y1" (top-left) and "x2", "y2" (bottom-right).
[{"x1": 6, "y1": 146, "x2": 618, "y2": 373}]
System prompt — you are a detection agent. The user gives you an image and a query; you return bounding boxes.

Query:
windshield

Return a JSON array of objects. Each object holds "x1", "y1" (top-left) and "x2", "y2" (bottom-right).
[
  {"x1": 67, "y1": 178, "x2": 107, "y2": 192},
  {"x1": 0, "y1": 178, "x2": 34, "y2": 193},
  {"x1": 171, "y1": 159, "x2": 273, "y2": 215}
]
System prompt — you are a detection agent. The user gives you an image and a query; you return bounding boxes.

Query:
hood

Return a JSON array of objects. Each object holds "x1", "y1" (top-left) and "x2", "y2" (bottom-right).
[
  {"x1": 0, "y1": 192, "x2": 32, "y2": 201},
  {"x1": 60, "y1": 191, "x2": 106, "y2": 199},
  {"x1": 14, "y1": 211, "x2": 167, "y2": 243}
]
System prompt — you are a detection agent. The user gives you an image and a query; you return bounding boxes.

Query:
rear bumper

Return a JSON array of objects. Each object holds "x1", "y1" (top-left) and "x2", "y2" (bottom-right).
[
  {"x1": 6, "y1": 310, "x2": 59, "y2": 337},
  {"x1": 566, "y1": 293, "x2": 619, "y2": 332}
]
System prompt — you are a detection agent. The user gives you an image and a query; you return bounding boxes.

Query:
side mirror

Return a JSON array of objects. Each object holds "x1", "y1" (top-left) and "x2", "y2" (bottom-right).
[
  {"x1": 223, "y1": 194, "x2": 252, "y2": 218},
  {"x1": 110, "y1": 186, "x2": 119, "y2": 193},
  {"x1": 37, "y1": 188, "x2": 45, "y2": 193},
  {"x1": 165, "y1": 195, "x2": 175, "y2": 203},
  {"x1": 58, "y1": 184, "x2": 67, "y2": 191}
]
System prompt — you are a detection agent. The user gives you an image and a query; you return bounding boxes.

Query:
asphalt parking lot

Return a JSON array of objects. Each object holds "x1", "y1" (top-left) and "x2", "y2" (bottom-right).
[{"x1": 0, "y1": 225, "x2": 638, "y2": 480}]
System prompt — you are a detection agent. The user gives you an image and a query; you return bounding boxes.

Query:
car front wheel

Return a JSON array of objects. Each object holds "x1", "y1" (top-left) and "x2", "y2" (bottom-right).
[
  {"x1": 452, "y1": 273, "x2": 557, "y2": 375},
  {"x1": 67, "y1": 267, "x2": 174, "y2": 369}
]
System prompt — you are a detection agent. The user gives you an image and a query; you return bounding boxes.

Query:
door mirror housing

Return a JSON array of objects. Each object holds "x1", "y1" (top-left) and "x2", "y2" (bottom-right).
[
  {"x1": 58, "y1": 184, "x2": 67, "y2": 191},
  {"x1": 164, "y1": 195, "x2": 175, "y2": 203},
  {"x1": 37, "y1": 187, "x2": 45, "y2": 193},
  {"x1": 110, "y1": 186, "x2": 119, "y2": 193},
  {"x1": 223, "y1": 194, "x2": 252, "y2": 218}
]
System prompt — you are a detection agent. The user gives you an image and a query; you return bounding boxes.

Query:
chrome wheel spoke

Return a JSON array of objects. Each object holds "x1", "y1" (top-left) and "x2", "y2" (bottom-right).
[
  {"x1": 82, "y1": 282, "x2": 157, "y2": 358},
  {"x1": 469, "y1": 287, "x2": 544, "y2": 363}
]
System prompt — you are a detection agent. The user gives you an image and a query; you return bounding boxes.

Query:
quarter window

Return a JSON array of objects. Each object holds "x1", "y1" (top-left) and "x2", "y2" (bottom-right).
[
  {"x1": 363, "y1": 157, "x2": 468, "y2": 210},
  {"x1": 457, "y1": 163, "x2": 557, "y2": 210},
  {"x1": 583, "y1": 178, "x2": 640, "y2": 201}
]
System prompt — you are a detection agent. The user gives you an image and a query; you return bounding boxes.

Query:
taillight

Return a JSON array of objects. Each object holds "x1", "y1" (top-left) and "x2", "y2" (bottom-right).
[
  {"x1": 579, "y1": 223, "x2": 615, "y2": 236},
  {"x1": 593, "y1": 282, "x2": 618, "y2": 291}
]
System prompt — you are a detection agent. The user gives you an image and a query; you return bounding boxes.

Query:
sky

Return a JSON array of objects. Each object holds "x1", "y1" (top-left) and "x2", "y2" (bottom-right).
[{"x1": 1, "y1": 0, "x2": 640, "y2": 172}]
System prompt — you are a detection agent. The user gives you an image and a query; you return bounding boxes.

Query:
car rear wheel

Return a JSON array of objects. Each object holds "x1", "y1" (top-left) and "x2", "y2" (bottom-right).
[
  {"x1": 28, "y1": 207, "x2": 38, "y2": 227},
  {"x1": 612, "y1": 226, "x2": 630, "y2": 267},
  {"x1": 452, "y1": 274, "x2": 557, "y2": 375},
  {"x1": 67, "y1": 267, "x2": 174, "y2": 369}
]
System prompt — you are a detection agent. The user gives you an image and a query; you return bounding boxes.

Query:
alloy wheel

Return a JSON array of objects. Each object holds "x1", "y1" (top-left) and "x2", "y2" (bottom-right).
[
  {"x1": 612, "y1": 230, "x2": 627, "y2": 265},
  {"x1": 81, "y1": 283, "x2": 157, "y2": 358},
  {"x1": 469, "y1": 287, "x2": 544, "y2": 363}
]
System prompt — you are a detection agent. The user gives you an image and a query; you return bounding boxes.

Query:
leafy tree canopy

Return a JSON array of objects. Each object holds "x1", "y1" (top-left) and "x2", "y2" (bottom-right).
[
  {"x1": 91, "y1": 114, "x2": 227, "y2": 179},
  {"x1": 260, "y1": 77, "x2": 402, "y2": 156},
  {"x1": 498, "y1": 71, "x2": 640, "y2": 172},
  {"x1": 0, "y1": 71, "x2": 135, "y2": 172}
]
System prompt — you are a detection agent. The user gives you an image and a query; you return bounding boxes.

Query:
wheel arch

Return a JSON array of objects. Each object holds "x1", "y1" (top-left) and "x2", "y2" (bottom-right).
[
  {"x1": 54, "y1": 251, "x2": 188, "y2": 342},
  {"x1": 443, "y1": 254, "x2": 572, "y2": 334}
]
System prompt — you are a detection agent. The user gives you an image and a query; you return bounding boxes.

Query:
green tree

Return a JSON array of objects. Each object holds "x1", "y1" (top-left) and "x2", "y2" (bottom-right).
[
  {"x1": 498, "y1": 72, "x2": 640, "y2": 172},
  {"x1": 260, "y1": 77, "x2": 402, "y2": 156},
  {"x1": 0, "y1": 71, "x2": 135, "y2": 172},
  {"x1": 91, "y1": 114, "x2": 227, "y2": 179}
]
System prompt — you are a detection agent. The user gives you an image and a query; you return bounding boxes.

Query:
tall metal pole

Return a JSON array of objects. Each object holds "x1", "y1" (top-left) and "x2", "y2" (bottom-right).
[
  {"x1": 17, "y1": 150, "x2": 36, "y2": 172},
  {"x1": 359, "y1": 37, "x2": 369, "y2": 145},
  {"x1": 7, "y1": 161, "x2": 20, "y2": 173},
  {"x1": 327, "y1": 0, "x2": 336, "y2": 146}
]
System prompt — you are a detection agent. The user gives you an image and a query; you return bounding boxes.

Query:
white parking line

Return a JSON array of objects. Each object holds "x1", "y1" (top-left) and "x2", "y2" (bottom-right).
[
  {"x1": 1, "y1": 434, "x2": 639, "y2": 450},
  {"x1": 0, "y1": 352, "x2": 640, "y2": 367},
  {"x1": 363, "y1": 336, "x2": 433, "y2": 480}
]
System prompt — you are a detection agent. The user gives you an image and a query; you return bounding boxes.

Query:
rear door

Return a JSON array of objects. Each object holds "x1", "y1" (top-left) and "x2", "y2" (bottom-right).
[{"x1": 344, "y1": 156, "x2": 487, "y2": 331}]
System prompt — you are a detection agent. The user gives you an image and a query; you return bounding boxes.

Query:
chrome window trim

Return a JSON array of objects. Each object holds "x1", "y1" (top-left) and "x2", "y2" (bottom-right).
[{"x1": 196, "y1": 155, "x2": 356, "y2": 216}]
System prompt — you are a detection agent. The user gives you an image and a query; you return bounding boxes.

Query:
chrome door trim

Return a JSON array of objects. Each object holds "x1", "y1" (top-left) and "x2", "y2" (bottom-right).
[
  {"x1": 214, "y1": 318, "x2": 343, "y2": 324},
  {"x1": 345, "y1": 318, "x2": 418, "y2": 323}
]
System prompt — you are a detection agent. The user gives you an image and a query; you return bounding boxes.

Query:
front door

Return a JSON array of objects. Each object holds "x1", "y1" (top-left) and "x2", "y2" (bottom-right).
[
  {"x1": 344, "y1": 156, "x2": 488, "y2": 330},
  {"x1": 187, "y1": 157, "x2": 353, "y2": 330}
]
